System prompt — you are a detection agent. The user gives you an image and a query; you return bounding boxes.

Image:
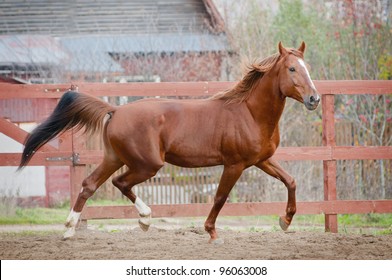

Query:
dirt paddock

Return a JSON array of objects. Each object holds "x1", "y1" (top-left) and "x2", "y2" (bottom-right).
[{"x1": 1, "y1": 223, "x2": 391, "y2": 260}]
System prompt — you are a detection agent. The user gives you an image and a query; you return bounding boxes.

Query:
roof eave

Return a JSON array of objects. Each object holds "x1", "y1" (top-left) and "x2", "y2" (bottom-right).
[{"x1": 202, "y1": 0, "x2": 226, "y2": 34}]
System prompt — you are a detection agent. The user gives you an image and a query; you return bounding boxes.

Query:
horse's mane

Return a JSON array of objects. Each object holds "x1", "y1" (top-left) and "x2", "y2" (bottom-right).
[
  {"x1": 212, "y1": 48, "x2": 306, "y2": 104},
  {"x1": 210, "y1": 53, "x2": 281, "y2": 104}
]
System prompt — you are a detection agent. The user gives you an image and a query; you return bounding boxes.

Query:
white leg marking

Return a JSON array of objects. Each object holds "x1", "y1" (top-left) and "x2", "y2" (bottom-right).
[
  {"x1": 63, "y1": 210, "x2": 81, "y2": 239},
  {"x1": 135, "y1": 197, "x2": 151, "y2": 216},
  {"x1": 135, "y1": 197, "x2": 152, "y2": 232}
]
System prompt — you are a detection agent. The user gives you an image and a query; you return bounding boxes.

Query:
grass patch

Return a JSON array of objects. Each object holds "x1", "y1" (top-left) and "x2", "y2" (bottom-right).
[
  {"x1": 0, "y1": 202, "x2": 391, "y2": 235},
  {"x1": 0, "y1": 207, "x2": 68, "y2": 225},
  {"x1": 86, "y1": 198, "x2": 130, "y2": 206},
  {"x1": 338, "y1": 213, "x2": 392, "y2": 228},
  {"x1": 0, "y1": 199, "x2": 130, "y2": 225}
]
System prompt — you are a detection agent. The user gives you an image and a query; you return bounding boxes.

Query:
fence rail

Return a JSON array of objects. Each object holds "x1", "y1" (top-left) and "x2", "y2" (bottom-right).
[
  {"x1": 1, "y1": 80, "x2": 391, "y2": 99},
  {"x1": 1, "y1": 80, "x2": 391, "y2": 233}
]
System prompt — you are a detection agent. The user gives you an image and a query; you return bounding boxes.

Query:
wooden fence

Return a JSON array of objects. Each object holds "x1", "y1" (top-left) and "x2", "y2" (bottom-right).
[{"x1": 1, "y1": 80, "x2": 391, "y2": 232}]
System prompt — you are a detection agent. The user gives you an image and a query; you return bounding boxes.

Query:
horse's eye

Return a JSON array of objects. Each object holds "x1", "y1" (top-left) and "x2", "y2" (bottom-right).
[{"x1": 289, "y1": 67, "x2": 296, "y2": 72}]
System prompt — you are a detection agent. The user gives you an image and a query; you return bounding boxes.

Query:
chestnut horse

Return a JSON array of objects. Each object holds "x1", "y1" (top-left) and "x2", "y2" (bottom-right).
[{"x1": 19, "y1": 42, "x2": 320, "y2": 243}]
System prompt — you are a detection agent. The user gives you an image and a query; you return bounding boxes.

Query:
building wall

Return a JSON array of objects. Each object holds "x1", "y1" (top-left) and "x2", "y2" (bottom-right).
[
  {"x1": 0, "y1": 98, "x2": 57, "y2": 123},
  {"x1": 119, "y1": 52, "x2": 224, "y2": 82},
  {"x1": 0, "y1": 123, "x2": 70, "y2": 207},
  {"x1": 0, "y1": 124, "x2": 46, "y2": 202}
]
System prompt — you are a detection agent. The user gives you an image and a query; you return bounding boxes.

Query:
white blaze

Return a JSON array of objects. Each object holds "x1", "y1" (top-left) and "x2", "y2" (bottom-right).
[{"x1": 298, "y1": 58, "x2": 316, "y2": 91}]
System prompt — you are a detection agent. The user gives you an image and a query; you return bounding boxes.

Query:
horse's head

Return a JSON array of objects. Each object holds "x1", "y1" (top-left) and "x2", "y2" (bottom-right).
[{"x1": 277, "y1": 41, "x2": 320, "y2": 111}]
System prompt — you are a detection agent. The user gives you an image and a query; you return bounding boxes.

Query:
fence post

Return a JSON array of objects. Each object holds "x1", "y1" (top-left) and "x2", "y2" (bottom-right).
[
  {"x1": 70, "y1": 129, "x2": 87, "y2": 228},
  {"x1": 322, "y1": 93, "x2": 338, "y2": 233},
  {"x1": 70, "y1": 165, "x2": 87, "y2": 229}
]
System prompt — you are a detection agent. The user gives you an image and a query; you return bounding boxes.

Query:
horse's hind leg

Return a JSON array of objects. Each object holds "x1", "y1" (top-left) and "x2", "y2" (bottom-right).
[
  {"x1": 63, "y1": 158, "x2": 123, "y2": 239},
  {"x1": 112, "y1": 165, "x2": 162, "y2": 231}
]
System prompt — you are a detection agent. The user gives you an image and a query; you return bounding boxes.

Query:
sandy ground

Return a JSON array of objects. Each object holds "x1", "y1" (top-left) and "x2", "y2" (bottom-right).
[{"x1": 1, "y1": 222, "x2": 391, "y2": 260}]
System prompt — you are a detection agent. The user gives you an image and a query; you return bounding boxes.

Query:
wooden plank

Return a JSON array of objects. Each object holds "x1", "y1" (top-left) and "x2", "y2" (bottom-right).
[
  {"x1": 69, "y1": 129, "x2": 88, "y2": 207},
  {"x1": 3, "y1": 146, "x2": 388, "y2": 167},
  {"x1": 273, "y1": 146, "x2": 331, "y2": 161},
  {"x1": 0, "y1": 82, "x2": 231, "y2": 99},
  {"x1": 81, "y1": 200, "x2": 392, "y2": 220},
  {"x1": 0, "y1": 118, "x2": 58, "y2": 151},
  {"x1": 77, "y1": 150, "x2": 104, "y2": 164},
  {"x1": 322, "y1": 93, "x2": 338, "y2": 233},
  {"x1": 1, "y1": 80, "x2": 391, "y2": 99},
  {"x1": 76, "y1": 147, "x2": 333, "y2": 165},
  {"x1": 0, "y1": 152, "x2": 73, "y2": 166},
  {"x1": 323, "y1": 161, "x2": 338, "y2": 232},
  {"x1": 0, "y1": 83, "x2": 67, "y2": 99},
  {"x1": 70, "y1": 165, "x2": 85, "y2": 207},
  {"x1": 322, "y1": 95, "x2": 336, "y2": 146},
  {"x1": 316, "y1": 80, "x2": 392, "y2": 95},
  {"x1": 333, "y1": 146, "x2": 392, "y2": 160},
  {"x1": 322, "y1": 200, "x2": 392, "y2": 214},
  {"x1": 74, "y1": 146, "x2": 392, "y2": 165}
]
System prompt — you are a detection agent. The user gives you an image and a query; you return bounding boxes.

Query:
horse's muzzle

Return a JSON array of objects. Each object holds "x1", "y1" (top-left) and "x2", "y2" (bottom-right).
[{"x1": 305, "y1": 94, "x2": 320, "y2": 110}]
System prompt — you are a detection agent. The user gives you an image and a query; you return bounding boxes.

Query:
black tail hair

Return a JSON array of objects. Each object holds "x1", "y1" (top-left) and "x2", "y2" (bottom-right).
[{"x1": 18, "y1": 91, "x2": 114, "y2": 170}]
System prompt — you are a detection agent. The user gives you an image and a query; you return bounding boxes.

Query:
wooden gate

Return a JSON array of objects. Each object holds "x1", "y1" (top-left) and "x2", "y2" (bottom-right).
[{"x1": 1, "y1": 80, "x2": 392, "y2": 232}]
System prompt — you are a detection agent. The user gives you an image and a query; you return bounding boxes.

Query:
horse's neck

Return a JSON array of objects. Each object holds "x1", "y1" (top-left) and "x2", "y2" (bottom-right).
[{"x1": 246, "y1": 74, "x2": 286, "y2": 133}]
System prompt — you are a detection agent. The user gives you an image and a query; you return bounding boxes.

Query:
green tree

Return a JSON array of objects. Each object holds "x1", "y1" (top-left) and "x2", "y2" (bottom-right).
[
  {"x1": 330, "y1": 0, "x2": 392, "y2": 80},
  {"x1": 272, "y1": 0, "x2": 333, "y2": 79}
]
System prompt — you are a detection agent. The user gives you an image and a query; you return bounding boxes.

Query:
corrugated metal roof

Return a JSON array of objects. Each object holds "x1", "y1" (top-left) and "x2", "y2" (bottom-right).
[{"x1": 0, "y1": 0, "x2": 222, "y2": 36}]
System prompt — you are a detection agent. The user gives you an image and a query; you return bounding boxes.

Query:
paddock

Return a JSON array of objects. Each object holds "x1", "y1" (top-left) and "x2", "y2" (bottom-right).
[
  {"x1": 1, "y1": 81, "x2": 392, "y2": 260},
  {"x1": 1, "y1": 81, "x2": 391, "y2": 231}
]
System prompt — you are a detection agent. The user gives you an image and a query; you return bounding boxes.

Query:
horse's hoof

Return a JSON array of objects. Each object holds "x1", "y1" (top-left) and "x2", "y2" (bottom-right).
[
  {"x1": 63, "y1": 227, "x2": 75, "y2": 240},
  {"x1": 279, "y1": 216, "x2": 289, "y2": 231},
  {"x1": 209, "y1": 238, "x2": 224, "y2": 245},
  {"x1": 138, "y1": 215, "x2": 151, "y2": 232}
]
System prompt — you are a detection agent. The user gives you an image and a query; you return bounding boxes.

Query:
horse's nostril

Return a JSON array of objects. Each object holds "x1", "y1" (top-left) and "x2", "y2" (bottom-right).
[{"x1": 309, "y1": 95, "x2": 320, "y2": 104}]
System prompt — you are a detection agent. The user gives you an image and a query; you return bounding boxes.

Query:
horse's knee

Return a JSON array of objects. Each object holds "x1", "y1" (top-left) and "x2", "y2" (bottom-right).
[
  {"x1": 286, "y1": 177, "x2": 296, "y2": 191},
  {"x1": 80, "y1": 179, "x2": 96, "y2": 199}
]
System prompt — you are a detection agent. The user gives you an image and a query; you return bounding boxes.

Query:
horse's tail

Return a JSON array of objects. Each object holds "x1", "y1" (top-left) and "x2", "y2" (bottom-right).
[{"x1": 18, "y1": 91, "x2": 115, "y2": 170}]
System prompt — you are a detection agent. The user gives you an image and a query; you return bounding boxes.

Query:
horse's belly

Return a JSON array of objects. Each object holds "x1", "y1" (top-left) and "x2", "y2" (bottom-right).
[{"x1": 165, "y1": 148, "x2": 222, "y2": 168}]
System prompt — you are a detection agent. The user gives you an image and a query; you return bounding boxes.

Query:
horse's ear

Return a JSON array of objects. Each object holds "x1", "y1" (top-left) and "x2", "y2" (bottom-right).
[
  {"x1": 278, "y1": 41, "x2": 287, "y2": 55},
  {"x1": 298, "y1": 41, "x2": 306, "y2": 54}
]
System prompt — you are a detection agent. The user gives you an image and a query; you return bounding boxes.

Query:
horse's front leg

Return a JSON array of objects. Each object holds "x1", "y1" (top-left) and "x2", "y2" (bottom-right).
[
  {"x1": 205, "y1": 164, "x2": 243, "y2": 244},
  {"x1": 256, "y1": 158, "x2": 296, "y2": 231}
]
